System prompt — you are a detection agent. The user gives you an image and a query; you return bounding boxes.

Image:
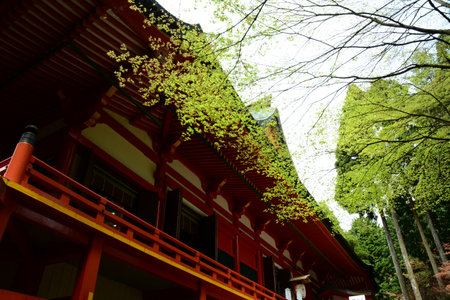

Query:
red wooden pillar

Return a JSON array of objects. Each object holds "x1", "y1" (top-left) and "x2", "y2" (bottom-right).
[
  {"x1": 154, "y1": 160, "x2": 167, "y2": 230},
  {"x1": 197, "y1": 281, "x2": 206, "y2": 300},
  {"x1": 4, "y1": 125, "x2": 38, "y2": 183},
  {"x1": 254, "y1": 219, "x2": 270, "y2": 286},
  {"x1": 72, "y1": 236, "x2": 103, "y2": 300},
  {"x1": 55, "y1": 135, "x2": 78, "y2": 175},
  {"x1": 155, "y1": 190, "x2": 166, "y2": 230},
  {"x1": 256, "y1": 247, "x2": 263, "y2": 285},
  {"x1": 233, "y1": 233, "x2": 240, "y2": 273}
]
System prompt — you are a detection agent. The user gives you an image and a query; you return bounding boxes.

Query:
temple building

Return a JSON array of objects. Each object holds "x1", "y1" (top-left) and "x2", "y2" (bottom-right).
[{"x1": 0, "y1": 0, "x2": 377, "y2": 299}]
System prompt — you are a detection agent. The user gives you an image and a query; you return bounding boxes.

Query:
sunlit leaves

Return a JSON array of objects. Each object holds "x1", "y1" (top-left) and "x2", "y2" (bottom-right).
[
  {"x1": 335, "y1": 44, "x2": 450, "y2": 215},
  {"x1": 108, "y1": 1, "x2": 321, "y2": 222}
]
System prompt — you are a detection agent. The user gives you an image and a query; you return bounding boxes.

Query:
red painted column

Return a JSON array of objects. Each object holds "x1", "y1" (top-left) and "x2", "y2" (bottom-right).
[
  {"x1": 72, "y1": 236, "x2": 103, "y2": 300},
  {"x1": 55, "y1": 135, "x2": 78, "y2": 175},
  {"x1": 4, "y1": 125, "x2": 38, "y2": 183},
  {"x1": 154, "y1": 159, "x2": 167, "y2": 230},
  {"x1": 197, "y1": 281, "x2": 206, "y2": 300},
  {"x1": 155, "y1": 190, "x2": 166, "y2": 230},
  {"x1": 256, "y1": 247, "x2": 263, "y2": 285},
  {"x1": 234, "y1": 233, "x2": 240, "y2": 273}
]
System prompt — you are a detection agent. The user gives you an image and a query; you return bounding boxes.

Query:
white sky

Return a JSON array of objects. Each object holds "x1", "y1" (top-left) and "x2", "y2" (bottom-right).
[{"x1": 157, "y1": 0, "x2": 358, "y2": 230}]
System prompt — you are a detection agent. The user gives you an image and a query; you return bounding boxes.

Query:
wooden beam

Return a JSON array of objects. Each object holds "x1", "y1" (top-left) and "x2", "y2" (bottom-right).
[
  {"x1": 254, "y1": 217, "x2": 270, "y2": 236},
  {"x1": 58, "y1": 87, "x2": 108, "y2": 128},
  {"x1": 232, "y1": 200, "x2": 251, "y2": 222},
  {"x1": 14, "y1": 204, "x2": 90, "y2": 245},
  {"x1": 277, "y1": 239, "x2": 293, "y2": 254},
  {"x1": 292, "y1": 251, "x2": 306, "y2": 269},
  {"x1": 161, "y1": 107, "x2": 174, "y2": 139},
  {"x1": 203, "y1": 178, "x2": 227, "y2": 205}
]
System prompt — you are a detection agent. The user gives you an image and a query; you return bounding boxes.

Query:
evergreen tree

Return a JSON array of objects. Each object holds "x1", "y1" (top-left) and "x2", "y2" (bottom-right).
[
  {"x1": 345, "y1": 217, "x2": 403, "y2": 298},
  {"x1": 335, "y1": 41, "x2": 449, "y2": 298}
]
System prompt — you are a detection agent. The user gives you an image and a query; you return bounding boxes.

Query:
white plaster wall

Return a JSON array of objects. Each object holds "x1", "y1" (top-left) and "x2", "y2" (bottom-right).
[
  {"x1": 214, "y1": 195, "x2": 230, "y2": 213},
  {"x1": 239, "y1": 215, "x2": 254, "y2": 232},
  {"x1": 168, "y1": 159, "x2": 204, "y2": 193},
  {"x1": 104, "y1": 109, "x2": 154, "y2": 150},
  {"x1": 183, "y1": 198, "x2": 207, "y2": 217},
  {"x1": 283, "y1": 249, "x2": 291, "y2": 261},
  {"x1": 82, "y1": 123, "x2": 156, "y2": 185},
  {"x1": 260, "y1": 230, "x2": 277, "y2": 250},
  {"x1": 166, "y1": 173, "x2": 205, "y2": 204}
]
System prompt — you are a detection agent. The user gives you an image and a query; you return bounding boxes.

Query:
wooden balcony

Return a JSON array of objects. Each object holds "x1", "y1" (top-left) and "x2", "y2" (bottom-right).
[{"x1": 0, "y1": 155, "x2": 286, "y2": 300}]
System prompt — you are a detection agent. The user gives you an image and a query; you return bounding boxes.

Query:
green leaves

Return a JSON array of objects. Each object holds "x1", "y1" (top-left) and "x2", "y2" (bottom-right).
[
  {"x1": 109, "y1": 2, "x2": 319, "y2": 222},
  {"x1": 345, "y1": 217, "x2": 402, "y2": 297},
  {"x1": 335, "y1": 43, "x2": 450, "y2": 215}
]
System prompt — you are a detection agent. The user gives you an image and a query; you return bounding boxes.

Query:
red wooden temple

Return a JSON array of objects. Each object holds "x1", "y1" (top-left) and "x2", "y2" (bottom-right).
[{"x1": 0, "y1": 0, "x2": 377, "y2": 299}]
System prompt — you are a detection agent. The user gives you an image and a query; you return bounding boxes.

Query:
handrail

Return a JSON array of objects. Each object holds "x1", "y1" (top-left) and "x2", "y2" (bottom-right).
[{"x1": 8, "y1": 156, "x2": 285, "y2": 300}]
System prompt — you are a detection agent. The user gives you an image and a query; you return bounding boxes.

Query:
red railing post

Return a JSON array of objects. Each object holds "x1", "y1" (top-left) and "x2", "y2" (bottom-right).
[
  {"x1": 96, "y1": 198, "x2": 107, "y2": 223},
  {"x1": 4, "y1": 125, "x2": 38, "y2": 183}
]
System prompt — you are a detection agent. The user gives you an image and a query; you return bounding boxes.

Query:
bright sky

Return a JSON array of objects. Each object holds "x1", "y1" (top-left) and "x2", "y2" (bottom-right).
[{"x1": 157, "y1": 0, "x2": 358, "y2": 230}]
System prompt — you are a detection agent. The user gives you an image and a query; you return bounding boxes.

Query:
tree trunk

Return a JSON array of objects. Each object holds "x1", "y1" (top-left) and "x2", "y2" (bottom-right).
[
  {"x1": 410, "y1": 206, "x2": 445, "y2": 289},
  {"x1": 380, "y1": 211, "x2": 410, "y2": 300},
  {"x1": 425, "y1": 211, "x2": 447, "y2": 264},
  {"x1": 390, "y1": 207, "x2": 423, "y2": 300}
]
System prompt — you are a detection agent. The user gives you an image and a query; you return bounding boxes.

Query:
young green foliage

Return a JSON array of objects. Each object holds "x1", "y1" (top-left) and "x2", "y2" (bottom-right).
[
  {"x1": 345, "y1": 217, "x2": 402, "y2": 298},
  {"x1": 335, "y1": 42, "x2": 450, "y2": 214},
  {"x1": 108, "y1": 0, "x2": 320, "y2": 222}
]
